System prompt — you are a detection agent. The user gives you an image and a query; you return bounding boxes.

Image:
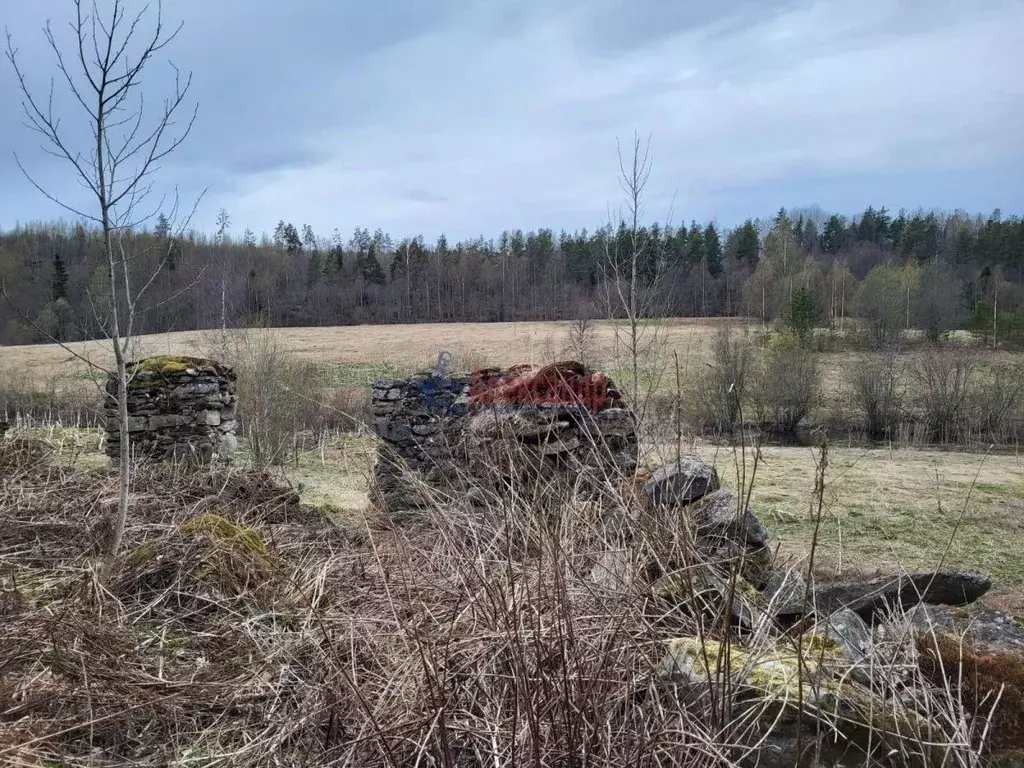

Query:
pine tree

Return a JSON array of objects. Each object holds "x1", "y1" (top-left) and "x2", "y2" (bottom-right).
[
  {"x1": 733, "y1": 220, "x2": 760, "y2": 265},
  {"x1": 359, "y1": 241, "x2": 387, "y2": 285},
  {"x1": 283, "y1": 224, "x2": 302, "y2": 253},
  {"x1": 821, "y1": 215, "x2": 847, "y2": 255},
  {"x1": 51, "y1": 251, "x2": 68, "y2": 301},
  {"x1": 215, "y1": 208, "x2": 231, "y2": 244},
  {"x1": 154, "y1": 213, "x2": 171, "y2": 239},
  {"x1": 704, "y1": 222, "x2": 722, "y2": 277}
]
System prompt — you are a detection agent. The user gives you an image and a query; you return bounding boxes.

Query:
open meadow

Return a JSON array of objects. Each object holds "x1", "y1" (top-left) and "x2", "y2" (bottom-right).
[
  {"x1": 4, "y1": 318, "x2": 1022, "y2": 431},
  {"x1": 4, "y1": 322, "x2": 1024, "y2": 764}
]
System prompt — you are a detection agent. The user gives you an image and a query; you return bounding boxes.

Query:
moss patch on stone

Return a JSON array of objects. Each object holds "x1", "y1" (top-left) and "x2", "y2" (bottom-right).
[{"x1": 132, "y1": 355, "x2": 213, "y2": 376}]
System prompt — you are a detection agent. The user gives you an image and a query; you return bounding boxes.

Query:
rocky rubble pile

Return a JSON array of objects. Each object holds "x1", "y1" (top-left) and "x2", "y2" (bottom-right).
[
  {"x1": 371, "y1": 361, "x2": 638, "y2": 512},
  {"x1": 103, "y1": 356, "x2": 238, "y2": 464},
  {"x1": 608, "y1": 456, "x2": 1014, "y2": 766}
]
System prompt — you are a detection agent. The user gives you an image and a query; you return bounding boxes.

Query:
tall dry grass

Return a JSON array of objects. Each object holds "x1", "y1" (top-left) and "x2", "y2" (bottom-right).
[{"x1": 0, "y1": 425, "x2": 1011, "y2": 767}]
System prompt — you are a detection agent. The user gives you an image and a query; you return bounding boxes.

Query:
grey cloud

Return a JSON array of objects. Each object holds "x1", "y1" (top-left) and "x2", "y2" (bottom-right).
[
  {"x1": 1, "y1": 0, "x2": 1022, "y2": 240},
  {"x1": 404, "y1": 188, "x2": 450, "y2": 205}
]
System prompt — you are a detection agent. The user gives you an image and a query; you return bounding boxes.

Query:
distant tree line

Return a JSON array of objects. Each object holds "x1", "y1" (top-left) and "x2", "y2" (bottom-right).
[{"x1": 1, "y1": 205, "x2": 1022, "y2": 346}]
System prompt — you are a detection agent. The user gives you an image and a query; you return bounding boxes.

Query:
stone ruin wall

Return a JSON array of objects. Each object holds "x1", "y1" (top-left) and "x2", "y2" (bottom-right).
[
  {"x1": 103, "y1": 356, "x2": 238, "y2": 463},
  {"x1": 371, "y1": 361, "x2": 639, "y2": 511}
]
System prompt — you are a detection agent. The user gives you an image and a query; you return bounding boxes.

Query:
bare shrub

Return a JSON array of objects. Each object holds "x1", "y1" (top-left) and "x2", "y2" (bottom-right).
[
  {"x1": 848, "y1": 345, "x2": 906, "y2": 439},
  {"x1": 749, "y1": 334, "x2": 821, "y2": 436},
  {"x1": 971, "y1": 360, "x2": 1024, "y2": 442},
  {"x1": 0, "y1": 416, "x2": 1002, "y2": 765},
  {"x1": 686, "y1": 325, "x2": 752, "y2": 433},
  {"x1": 215, "y1": 328, "x2": 325, "y2": 466},
  {"x1": 0, "y1": 370, "x2": 101, "y2": 427},
  {"x1": 911, "y1": 344, "x2": 977, "y2": 444},
  {"x1": 564, "y1": 315, "x2": 599, "y2": 368}
]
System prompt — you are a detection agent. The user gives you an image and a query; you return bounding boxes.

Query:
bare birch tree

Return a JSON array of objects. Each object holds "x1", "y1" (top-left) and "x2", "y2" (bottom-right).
[
  {"x1": 6, "y1": 0, "x2": 199, "y2": 574},
  {"x1": 600, "y1": 132, "x2": 670, "y2": 424}
]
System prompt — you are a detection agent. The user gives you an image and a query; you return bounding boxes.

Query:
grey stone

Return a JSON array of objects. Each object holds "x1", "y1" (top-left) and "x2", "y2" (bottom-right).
[
  {"x1": 903, "y1": 604, "x2": 1024, "y2": 653},
  {"x1": 372, "y1": 401, "x2": 398, "y2": 416},
  {"x1": 172, "y1": 381, "x2": 219, "y2": 397},
  {"x1": 796, "y1": 571, "x2": 992, "y2": 623},
  {"x1": 764, "y1": 568, "x2": 808, "y2": 617},
  {"x1": 149, "y1": 414, "x2": 189, "y2": 429},
  {"x1": 699, "y1": 539, "x2": 775, "y2": 590},
  {"x1": 642, "y1": 455, "x2": 719, "y2": 505},
  {"x1": 198, "y1": 410, "x2": 221, "y2": 426},
  {"x1": 219, "y1": 432, "x2": 238, "y2": 455},
  {"x1": 822, "y1": 608, "x2": 873, "y2": 662},
  {"x1": 385, "y1": 387, "x2": 402, "y2": 401},
  {"x1": 693, "y1": 488, "x2": 769, "y2": 550}
]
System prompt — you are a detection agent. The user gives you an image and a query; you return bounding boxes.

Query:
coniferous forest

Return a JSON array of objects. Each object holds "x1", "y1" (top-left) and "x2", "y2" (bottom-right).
[{"x1": 1, "y1": 205, "x2": 1022, "y2": 346}]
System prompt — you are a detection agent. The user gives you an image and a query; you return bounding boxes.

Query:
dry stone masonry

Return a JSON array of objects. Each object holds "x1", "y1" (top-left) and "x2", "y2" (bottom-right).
[
  {"x1": 371, "y1": 361, "x2": 639, "y2": 512},
  {"x1": 104, "y1": 356, "x2": 238, "y2": 463}
]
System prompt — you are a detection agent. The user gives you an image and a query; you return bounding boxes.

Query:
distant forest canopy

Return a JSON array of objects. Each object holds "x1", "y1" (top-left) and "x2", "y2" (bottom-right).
[{"x1": 0, "y1": 205, "x2": 1022, "y2": 346}]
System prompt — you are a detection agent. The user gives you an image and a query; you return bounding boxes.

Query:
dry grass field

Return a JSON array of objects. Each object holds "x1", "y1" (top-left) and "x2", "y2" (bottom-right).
[
  {"x1": 5, "y1": 323, "x2": 1024, "y2": 764},
  {"x1": 25, "y1": 420, "x2": 1024, "y2": 609},
  {"x1": 0, "y1": 317, "x2": 742, "y2": 384},
  {"x1": 5, "y1": 319, "x2": 1024, "y2": 604},
  {"x1": 293, "y1": 436, "x2": 1024, "y2": 605},
  {"x1": 4, "y1": 318, "x2": 1019, "y2": 411}
]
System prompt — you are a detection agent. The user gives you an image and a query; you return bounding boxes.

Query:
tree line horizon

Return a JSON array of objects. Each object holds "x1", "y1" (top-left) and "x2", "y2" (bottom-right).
[{"x1": 1, "y1": 203, "x2": 1022, "y2": 347}]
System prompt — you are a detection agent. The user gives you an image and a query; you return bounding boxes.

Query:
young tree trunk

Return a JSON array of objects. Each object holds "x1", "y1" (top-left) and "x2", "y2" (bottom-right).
[{"x1": 6, "y1": 0, "x2": 199, "y2": 576}]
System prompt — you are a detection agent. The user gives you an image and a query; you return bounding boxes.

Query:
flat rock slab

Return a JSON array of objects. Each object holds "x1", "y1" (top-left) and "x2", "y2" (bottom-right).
[
  {"x1": 643, "y1": 456, "x2": 719, "y2": 506},
  {"x1": 903, "y1": 604, "x2": 1024, "y2": 654},
  {"x1": 783, "y1": 571, "x2": 992, "y2": 623}
]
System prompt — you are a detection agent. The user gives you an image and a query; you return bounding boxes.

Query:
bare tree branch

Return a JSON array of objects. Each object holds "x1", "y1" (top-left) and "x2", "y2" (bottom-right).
[{"x1": 6, "y1": 0, "x2": 199, "y2": 579}]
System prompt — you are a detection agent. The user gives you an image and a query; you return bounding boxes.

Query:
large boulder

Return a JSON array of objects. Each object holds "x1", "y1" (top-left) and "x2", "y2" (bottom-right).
[
  {"x1": 778, "y1": 570, "x2": 992, "y2": 624},
  {"x1": 693, "y1": 488, "x2": 769, "y2": 549},
  {"x1": 687, "y1": 488, "x2": 773, "y2": 588},
  {"x1": 642, "y1": 456, "x2": 719, "y2": 506}
]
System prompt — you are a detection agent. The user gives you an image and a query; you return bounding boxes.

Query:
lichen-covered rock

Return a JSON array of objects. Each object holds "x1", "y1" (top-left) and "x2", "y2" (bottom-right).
[
  {"x1": 642, "y1": 455, "x2": 719, "y2": 506},
  {"x1": 651, "y1": 567, "x2": 773, "y2": 633},
  {"x1": 660, "y1": 634, "x2": 946, "y2": 766},
  {"x1": 103, "y1": 356, "x2": 238, "y2": 464}
]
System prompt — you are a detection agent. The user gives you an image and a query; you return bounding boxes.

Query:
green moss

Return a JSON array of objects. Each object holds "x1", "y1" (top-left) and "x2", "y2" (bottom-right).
[
  {"x1": 664, "y1": 637, "x2": 818, "y2": 696},
  {"x1": 133, "y1": 355, "x2": 213, "y2": 375},
  {"x1": 179, "y1": 513, "x2": 267, "y2": 556},
  {"x1": 804, "y1": 632, "x2": 841, "y2": 655},
  {"x1": 127, "y1": 541, "x2": 159, "y2": 565}
]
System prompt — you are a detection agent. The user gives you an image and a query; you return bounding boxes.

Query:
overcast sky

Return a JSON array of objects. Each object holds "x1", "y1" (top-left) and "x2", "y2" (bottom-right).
[{"x1": 2, "y1": 0, "x2": 1022, "y2": 242}]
